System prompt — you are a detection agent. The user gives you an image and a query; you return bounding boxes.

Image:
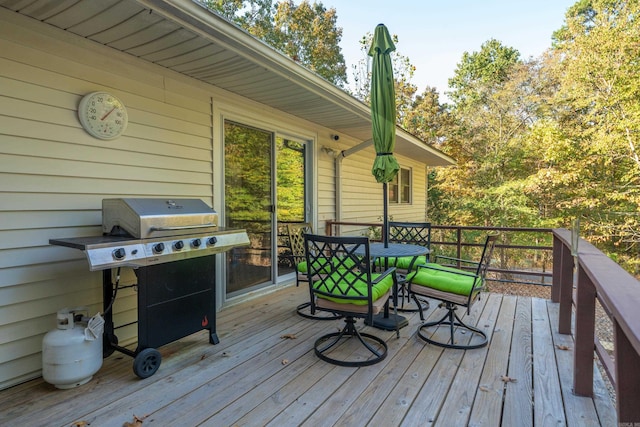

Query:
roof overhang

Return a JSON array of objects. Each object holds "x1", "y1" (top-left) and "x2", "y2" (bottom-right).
[{"x1": 0, "y1": 0, "x2": 454, "y2": 167}]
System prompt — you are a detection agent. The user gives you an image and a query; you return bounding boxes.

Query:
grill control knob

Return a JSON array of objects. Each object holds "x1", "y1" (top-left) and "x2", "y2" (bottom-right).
[
  {"x1": 153, "y1": 242, "x2": 165, "y2": 254},
  {"x1": 207, "y1": 237, "x2": 218, "y2": 246},
  {"x1": 173, "y1": 240, "x2": 184, "y2": 250},
  {"x1": 112, "y1": 248, "x2": 126, "y2": 260},
  {"x1": 191, "y1": 238, "x2": 201, "y2": 248}
]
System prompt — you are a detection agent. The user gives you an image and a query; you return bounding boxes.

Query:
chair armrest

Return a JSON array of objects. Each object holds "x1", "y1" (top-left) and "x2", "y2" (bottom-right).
[{"x1": 372, "y1": 267, "x2": 396, "y2": 285}]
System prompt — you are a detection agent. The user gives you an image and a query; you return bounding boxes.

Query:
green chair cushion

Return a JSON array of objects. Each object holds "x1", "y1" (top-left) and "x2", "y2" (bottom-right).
[
  {"x1": 313, "y1": 271, "x2": 394, "y2": 305},
  {"x1": 410, "y1": 263, "x2": 481, "y2": 296},
  {"x1": 297, "y1": 256, "x2": 356, "y2": 274},
  {"x1": 376, "y1": 255, "x2": 428, "y2": 270},
  {"x1": 296, "y1": 258, "x2": 328, "y2": 274}
]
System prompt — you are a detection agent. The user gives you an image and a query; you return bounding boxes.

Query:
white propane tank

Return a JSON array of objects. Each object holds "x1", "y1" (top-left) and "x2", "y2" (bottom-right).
[{"x1": 42, "y1": 308, "x2": 104, "y2": 389}]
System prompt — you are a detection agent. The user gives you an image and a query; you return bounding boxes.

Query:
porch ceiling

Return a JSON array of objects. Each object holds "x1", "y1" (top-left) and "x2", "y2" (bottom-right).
[{"x1": 0, "y1": 0, "x2": 455, "y2": 167}]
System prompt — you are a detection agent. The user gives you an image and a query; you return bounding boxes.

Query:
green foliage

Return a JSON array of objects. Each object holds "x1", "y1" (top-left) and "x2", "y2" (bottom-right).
[
  {"x1": 426, "y1": 0, "x2": 640, "y2": 275},
  {"x1": 204, "y1": 0, "x2": 347, "y2": 86}
]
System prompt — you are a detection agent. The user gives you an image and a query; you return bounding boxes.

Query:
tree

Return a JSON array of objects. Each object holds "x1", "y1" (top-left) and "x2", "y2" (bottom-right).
[
  {"x1": 204, "y1": 0, "x2": 347, "y2": 86},
  {"x1": 432, "y1": 40, "x2": 546, "y2": 228},
  {"x1": 447, "y1": 38, "x2": 521, "y2": 109},
  {"x1": 546, "y1": 0, "x2": 640, "y2": 270}
]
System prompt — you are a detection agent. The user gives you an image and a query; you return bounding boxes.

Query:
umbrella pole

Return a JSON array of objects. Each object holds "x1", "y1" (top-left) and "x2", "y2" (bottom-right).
[{"x1": 383, "y1": 182, "x2": 389, "y2": 248}]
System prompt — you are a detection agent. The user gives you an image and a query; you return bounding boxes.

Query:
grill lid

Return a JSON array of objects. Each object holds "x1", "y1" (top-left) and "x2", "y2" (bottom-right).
[{"x1": 102, "y1": 198, "x2": 218, "y2": 239}]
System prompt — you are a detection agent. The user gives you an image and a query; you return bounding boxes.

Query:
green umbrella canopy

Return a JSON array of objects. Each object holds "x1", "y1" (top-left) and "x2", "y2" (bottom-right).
[{"x1": 369, "y1": 24, "x2": 400, "y2": 184}]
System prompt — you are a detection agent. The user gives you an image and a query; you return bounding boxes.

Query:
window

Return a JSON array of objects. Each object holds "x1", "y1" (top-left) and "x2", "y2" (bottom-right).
[{"x1": 389, "y1": 167, "x2": 411, "y2": 204}]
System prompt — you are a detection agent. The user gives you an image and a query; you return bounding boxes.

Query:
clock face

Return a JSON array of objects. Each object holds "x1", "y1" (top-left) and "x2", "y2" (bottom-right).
[{"x1": 78, "y1": 91, "x2": 128, "y2": 140}]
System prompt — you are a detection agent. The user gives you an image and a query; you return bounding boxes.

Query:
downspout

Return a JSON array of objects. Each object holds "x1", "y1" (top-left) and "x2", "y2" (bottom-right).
[{"x1": 332, "y1": 139, "x2": 374, "y2": 234}]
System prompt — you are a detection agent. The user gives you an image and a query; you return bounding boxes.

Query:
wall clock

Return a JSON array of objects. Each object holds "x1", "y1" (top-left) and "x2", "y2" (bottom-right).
[{"x1": 78, "y1": 91, "x2": 128, "y2": 140}]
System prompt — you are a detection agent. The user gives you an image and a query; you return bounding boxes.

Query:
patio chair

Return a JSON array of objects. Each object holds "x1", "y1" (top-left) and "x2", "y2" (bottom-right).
[
  {"x1": 304, "y1": 234, "x2": 398, "y2": 366},
  {"x1": 287, "y1": 223, "x2": 340, "y2": 320},
  {"x1": 408, "y1": 233, "x2": 498, "y2": 349},
  {"x1": 382, "y1": 221, "x2": 432, "y2": 312}
]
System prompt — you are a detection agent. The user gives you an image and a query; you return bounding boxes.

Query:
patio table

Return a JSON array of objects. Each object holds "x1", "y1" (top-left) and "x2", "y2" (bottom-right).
[{"x1": 353, "y1": 242, "x2": 430, "y2": 330}]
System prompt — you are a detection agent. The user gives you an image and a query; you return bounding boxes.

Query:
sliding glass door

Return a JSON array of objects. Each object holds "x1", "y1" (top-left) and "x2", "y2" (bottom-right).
[{"x1": 224, "y1": 121, "x2": 309, "y2": 298}]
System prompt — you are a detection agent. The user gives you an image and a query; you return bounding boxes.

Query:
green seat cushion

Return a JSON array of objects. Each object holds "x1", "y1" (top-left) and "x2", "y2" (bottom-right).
[
  {"x1": 376, "y1": 255, "x2": 428, "y2": 270},
  {"x1": 313, "y1": 271, "x2": 394, "y2": 305},
  {"x1": 297, "y1": 256, "x2": 356, "y2": 274},
  {"x1": 410, "y1": 263, "x2": 481, "y2": 296},
  {"x1": 296, "y1": 258, "x2": 329, "y2": 274}
]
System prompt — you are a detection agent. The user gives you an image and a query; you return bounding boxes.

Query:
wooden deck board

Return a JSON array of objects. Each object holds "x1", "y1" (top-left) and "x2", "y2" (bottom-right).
[
  {"x1": 399, "y1": 296, "x2": 491, "y2": 426},
  {"x1": 533, "y1": 297, "x2": 568, "y2": 426},
  {"x1": 502, "y1": 296, "x2": 534, "y2": 426},
  {"x1": 0, "y1": 285, "x2": 616, "y2": 426},
  {"x1": 467, "y1": 295, "x2": 517, "y2": 427}
]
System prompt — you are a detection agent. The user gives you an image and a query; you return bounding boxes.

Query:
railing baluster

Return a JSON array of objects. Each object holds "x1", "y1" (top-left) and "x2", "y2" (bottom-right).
[
  {"x1": 573, "y1": 263, "x2": 596, "y2": 396},
  {"x1": 614, "y1": 319, "x2": 640, "y2": 423},
  {"x1": 558, "y1": 238, "x2": 574, "y2": 335}
]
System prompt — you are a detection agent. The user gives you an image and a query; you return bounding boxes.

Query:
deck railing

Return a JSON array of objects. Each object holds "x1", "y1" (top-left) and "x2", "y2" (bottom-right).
[
  {"x1": 325, "y1": 220, "x2": 640, "y2": 423},
  {"x1": 553, "y1": 229, "x2": 640, "y2": 424},
  {"x1": 325, "y1": 221, "x2": 554, "y2": 287}
]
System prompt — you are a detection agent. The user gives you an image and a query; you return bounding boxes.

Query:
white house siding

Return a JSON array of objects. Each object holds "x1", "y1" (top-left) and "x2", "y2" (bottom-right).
[
  {"x1": 315, "y1": 139, "x2": 429, "y2": 237},
  {"x1": 0, "y1": 8, "x2": 217, "y2": 389},
  {"x1": 0, "y1": 7, "x2": 431, "y2": 389}
]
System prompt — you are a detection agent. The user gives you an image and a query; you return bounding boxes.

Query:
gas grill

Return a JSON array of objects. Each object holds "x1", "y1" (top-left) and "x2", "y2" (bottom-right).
[{"x1": 50, "y1": 198, "x2": 249, "y2": 379}]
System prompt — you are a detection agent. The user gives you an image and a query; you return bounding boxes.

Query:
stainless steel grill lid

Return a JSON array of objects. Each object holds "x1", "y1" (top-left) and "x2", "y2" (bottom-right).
[{"x1": 102, "y1": 198, "x2": 218, "y2": 239}]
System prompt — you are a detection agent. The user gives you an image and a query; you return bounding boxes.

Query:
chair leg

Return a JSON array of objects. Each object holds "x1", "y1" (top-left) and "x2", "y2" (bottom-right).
[
  {"x1": 314, "y1": 317, "x2": 388, "y2": 367},
  {"x1": 417, "y1": 303, "x2": 487, "y2": 349},
  {"x1": 392, "y1": 281, "x2": 429, "y2": 313}
]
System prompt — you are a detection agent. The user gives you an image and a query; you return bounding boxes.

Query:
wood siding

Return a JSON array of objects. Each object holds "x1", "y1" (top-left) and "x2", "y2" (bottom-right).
[{"x1": 0, "y1": 7, "x2": 215, "y2": 389}]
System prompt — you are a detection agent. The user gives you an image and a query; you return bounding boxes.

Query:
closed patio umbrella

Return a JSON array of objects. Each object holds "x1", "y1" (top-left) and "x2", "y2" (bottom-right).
[{"x1": 369, "y1": 23, "x2": 399, "y2": 247}]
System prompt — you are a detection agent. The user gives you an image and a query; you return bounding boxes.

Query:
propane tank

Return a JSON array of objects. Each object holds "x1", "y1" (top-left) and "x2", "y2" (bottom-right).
[{"x1": 42, "y1": 308, "x2": 104, "y2": 389}]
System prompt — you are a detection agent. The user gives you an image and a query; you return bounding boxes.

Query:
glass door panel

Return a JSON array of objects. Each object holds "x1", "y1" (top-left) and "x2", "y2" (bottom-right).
[
  {"x1": 276, "y1": 137, "x2": 307, "y2": 279},
  {"x1": 224, "y1": 121, "x2": 273, "y2": 297}
]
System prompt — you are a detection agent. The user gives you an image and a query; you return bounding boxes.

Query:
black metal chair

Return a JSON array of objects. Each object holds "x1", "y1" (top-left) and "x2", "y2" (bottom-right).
[
  {"x1": 287, "y1": 223, "x2": 340, "y2": 320},
  {"x1": 304, "y1": 234, "x2": 398, "y2": 367},
  {"x1": 383, "y1": 221, "x2": 432, "y2": 312},
  {"x1": 408, "y1": 233, "x2": 498, "y2": 349}
]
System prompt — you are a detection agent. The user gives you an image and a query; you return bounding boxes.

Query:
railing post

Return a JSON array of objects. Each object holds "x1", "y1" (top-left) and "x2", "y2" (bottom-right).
[
  {"x1": 557, "y1": 237, "x2": 574, "y2": 335},
  {"x1": 552, "y1": 235, "x2": 562, "y2": 303},
  {"x1": 573, "y1": 262, "x2": 596, "y2": 396},
  {"x1": 456, "y1": 227, "x2": 462, "y2": 268},
  {"x1": 615, "y1": 319, "x2": 640, "y2": 423}
]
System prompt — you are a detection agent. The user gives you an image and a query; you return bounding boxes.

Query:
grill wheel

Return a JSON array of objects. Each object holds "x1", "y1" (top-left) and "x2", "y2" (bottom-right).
[{"x1": 133, "y1": 348, "x2": 162, "y2": 379}]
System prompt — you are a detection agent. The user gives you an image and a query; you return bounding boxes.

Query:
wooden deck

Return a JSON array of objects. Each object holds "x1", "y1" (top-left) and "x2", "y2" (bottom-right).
[{"x1": 1, "y1": 285, "x2": 616, "y2": 426}]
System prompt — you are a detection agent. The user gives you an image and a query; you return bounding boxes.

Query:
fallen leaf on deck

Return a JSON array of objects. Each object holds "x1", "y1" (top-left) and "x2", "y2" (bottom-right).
[
  {"x1": 479, "y1": 385, "x2": 490, "y2": 392},
  {"x1": 282, "y1": 359, "x2": 289, "y2": 365},
  {"x1": 200, "y1": 354, "x2": 207, "y2": 360},
  {"x1": 122, "y1": 414, "x2": 146, "y2": 427},
  {"x1": 501, "y1": 376, "x2": 517, "y2": 383},
  {"x1": 71, "y1": 421, "x2": 89, "y2": 427},
  {"x1": 556, "y1": 344, "x2": 571, "y2": 351},
  {"x1": 280, "y1": 334, "x2": 297, "y2": 340},
  {"x1": 221, "y1": 351, "x2": 231, "y2": 357}
]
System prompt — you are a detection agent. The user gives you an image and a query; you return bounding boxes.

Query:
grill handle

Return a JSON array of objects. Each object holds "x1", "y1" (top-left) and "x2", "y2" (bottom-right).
[{"x1": 149, "y1": 223, "x2": 216, "y2": 232}]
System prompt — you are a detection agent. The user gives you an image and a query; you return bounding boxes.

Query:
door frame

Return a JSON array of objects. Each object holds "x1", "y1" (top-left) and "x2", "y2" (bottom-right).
[{"x1": 215, "y1": 111, "x2": 317, "y2": 308}]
